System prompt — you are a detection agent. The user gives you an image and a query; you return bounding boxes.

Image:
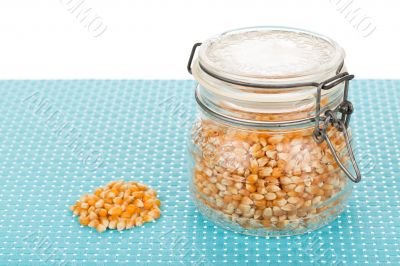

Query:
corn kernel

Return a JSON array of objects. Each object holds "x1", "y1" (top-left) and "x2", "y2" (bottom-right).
[
  {"x1": 133, "y1": 199, "x2": 144, "y2": 208},
  {"x1": 88, "y1": 219, "x2": 99, "y2": 228},
  {"x1": 117, "y1": 220, "x2": 126, "y2": 231},
  {"x1": 96, "y1": 224, "x2": 106, "y2": 233},
  {"x1": 79, "y1": 216, "x2": 90, "y2": 226},
  {"x1": 108, "y1": 206, "x2": 123, "y2": 216},
  {"x1": 106, "y1": 220, "x2": 115, "y2": 229},
  {"x1": 135, "y1": 217, "x2": 144, "y2": 227}
]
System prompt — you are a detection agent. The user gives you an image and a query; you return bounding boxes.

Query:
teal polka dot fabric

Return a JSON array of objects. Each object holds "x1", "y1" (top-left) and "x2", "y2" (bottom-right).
[{"x1": 0, "y1": 80, "x2": 399, "y2": 265}]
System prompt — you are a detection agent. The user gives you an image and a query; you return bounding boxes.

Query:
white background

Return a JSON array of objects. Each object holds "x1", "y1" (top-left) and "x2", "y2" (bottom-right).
[{"x1": 0, "y1": 0, "x2": 398, "y2": 79}]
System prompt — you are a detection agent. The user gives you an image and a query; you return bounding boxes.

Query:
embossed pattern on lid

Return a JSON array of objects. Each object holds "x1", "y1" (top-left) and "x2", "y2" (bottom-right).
[{"x1": 198, "y1": 27, "x2": 345, "y2": 85}]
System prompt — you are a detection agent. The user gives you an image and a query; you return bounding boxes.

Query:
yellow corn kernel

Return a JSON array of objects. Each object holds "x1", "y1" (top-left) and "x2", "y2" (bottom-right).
[
  {"x1": 107, "y1": 191, "x2": 116, "y2": 199},
  {"x1": 80, "y1": 210, "x2": 88, "y2": 217},
  {"x1": 95, "y1": 199, "x2": 104, "y2": 208},
  {"x1": 104, "y1": 197, "x2": 113, "y2": 204},
  {"x1": 246, "y1": 174, "x2": 258, "y2": 184},
  {"x1": 148, "y1": 208, "x2": 161, "y2": 219},
  {"x1": 137, "y1": 184, "x2": 148, "y2": 191},
  {"x1": 133, "y1": 199, "x2": 144, "y2": 208},
  {"x1": 94, "y1": 188, "x2": 103, "y2": 197},
  {"x1": 126, "y1": 204, "x2": 140, "y2": 215},
  {"x1": 79, "y1": 216, "x2": 90, "y2": 226},
  {"x1": 143, "y1": 214, "x2": 154, "y2": 223},
  {"x1": 147, "y1": 189, "x2": 157, "y2": 197},
  {"x1": 88, "y1": 211, "x2": 98, "y2": 221},
  {"x1": 121, "y1": 211, "x2": 131, "y2": 219},
  {"x1": 117, "y1": 220, "x2": 126, "y2": 231},
  {"x1": 126, "y1": 220, "x2": 135, "y2": 229},
  {"x1": 272, "y1": 168, "x2": 283, "y2": 178},
  {"x1": 100, "y1": 217, "x2": 109, "y2": 227},
  {"x1": 88, "y1": 219, "x2": 99, "y2": 228},
  {"x1": 108, "y1": 220, "x2": 117, "y2": 229},
  {"x1": 142, "y1": 194, "x2": 152, "y2": 202},
  {"x1": 135, "y1": 217, "x2": 143, "y2": 227},
  {"x1": 87, "y1": 196, "x2": 97, "y2": 206},
  {"x1": 262, "y1": 219, "x2": 271, "y2": 227},
  {"x1": 154, "y1": 199, "x2": 161, "y2": 207},
  {"x1": 96, "y1": 224, "x2": 107, "y2": 233},
  {"x1": 113, "y1": 197, "x2": 123, "y2": 205},
  {"x1": 108, "y1": 215, "x2": 118, "y2": 222},
  {"x1": 108, "y1": 206, "x2": 123, "y2": 216},
  {"x1": 245, "y1": 184, "x2": 257, "y2": 193},
  {"x1": 104, "y1": 203, "x2": 113, "y2": 210},
  {"x1": 132, "y1": 191, "x2": 144, "y2": 199},
  {"x1": 143, "y1": 200, "x2": 155, "y2": 210},
  {"x1": 111, "y1": 189, "x2": 119, "y2": 196}
]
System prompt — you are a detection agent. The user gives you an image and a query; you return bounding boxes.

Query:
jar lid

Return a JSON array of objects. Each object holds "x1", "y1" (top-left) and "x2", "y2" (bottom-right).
[
  {"x1": 197, "y1": 26, "x2": 345, "y2": 86},
  {"x1": 189, "y1": 26, "x2": 351, "y2": 127}
]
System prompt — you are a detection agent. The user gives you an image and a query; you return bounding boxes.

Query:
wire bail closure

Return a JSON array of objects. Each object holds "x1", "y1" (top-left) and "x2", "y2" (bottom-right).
[
  {"x1": 187, "y1": 42, "x2": 362, "y2": 183},
  {"x1": 187, "y1": 43, "x2": 202, "y2": 74},
  {"x1": 313, "y1": 74, "x2": 361, "y2": 183}
]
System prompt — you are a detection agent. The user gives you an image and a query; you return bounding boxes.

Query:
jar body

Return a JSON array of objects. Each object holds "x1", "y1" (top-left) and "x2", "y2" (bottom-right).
[{"x1": 188, "y1": 110, "x2": 353, "y2": 236}]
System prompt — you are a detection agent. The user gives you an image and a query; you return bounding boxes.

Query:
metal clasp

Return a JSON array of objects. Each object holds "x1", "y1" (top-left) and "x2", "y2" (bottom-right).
[
  {"x1": 187, "y1": 43, "x2": 202, "y2": 74},
  {"x1": 313, "y1": 73, "x2": 362, "y2": 183}
]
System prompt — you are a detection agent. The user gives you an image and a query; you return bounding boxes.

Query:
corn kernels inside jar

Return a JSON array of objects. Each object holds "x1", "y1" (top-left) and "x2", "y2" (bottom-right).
[
  {"x1": 187, "y1": 27, "x2": 361, "y2": 236},
  {"x1": 189, "y1": 118, "x2": 352, "y2": 236}
]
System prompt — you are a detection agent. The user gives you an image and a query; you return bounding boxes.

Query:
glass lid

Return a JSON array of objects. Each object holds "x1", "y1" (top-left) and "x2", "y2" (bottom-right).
[{"x1": 197, "y1": 26, "x2": 345, "y2": 86}]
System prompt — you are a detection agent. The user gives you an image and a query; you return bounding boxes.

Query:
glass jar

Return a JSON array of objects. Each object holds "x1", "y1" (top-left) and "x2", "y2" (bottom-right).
[{"x1": 187, "y1": 27, "x2": 361, "y2": 236}]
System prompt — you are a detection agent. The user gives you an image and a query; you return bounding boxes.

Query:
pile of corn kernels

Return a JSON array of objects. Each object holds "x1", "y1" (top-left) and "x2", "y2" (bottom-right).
[
  {"x1": 70, "y1": 180, "x2": 161, "y2": 233},
  {"x1": 191, "y1": 119, "x2": 349, "y2": 231}
]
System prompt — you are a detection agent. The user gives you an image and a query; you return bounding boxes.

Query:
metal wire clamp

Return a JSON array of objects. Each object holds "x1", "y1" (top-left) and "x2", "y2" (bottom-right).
[
  {"x1": 187, "y1": 42, "x2": 362, "y2": 183},
  {"x1": 313, "y1": 74, "x2": 361, "y2": 183}
]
